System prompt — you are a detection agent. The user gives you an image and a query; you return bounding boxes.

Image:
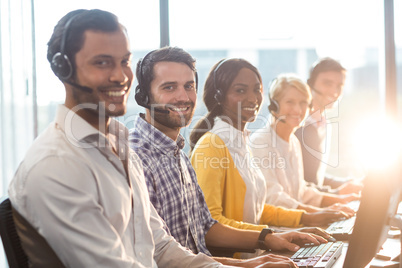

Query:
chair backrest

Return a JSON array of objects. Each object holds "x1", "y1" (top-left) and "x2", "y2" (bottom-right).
[
  {"x1": 0, "y1": 198, "x2": 29, "y2": 268},
  {"x1": 12, "y1": 204, "x2": 66, "y2": 268}
]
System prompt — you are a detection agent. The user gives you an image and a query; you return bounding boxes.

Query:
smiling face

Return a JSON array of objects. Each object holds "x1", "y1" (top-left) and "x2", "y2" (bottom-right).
[
  {"x1": 311, "y1": 70, "x2": 345, "y2": 111},
  {"x1": 275, "y1": 86, "x2": 310, "y2": 130},
  {"x1": 65, "y1": 28, "x2": 133, "y2": 124},
  {"x1": 221, "y1": 68, "x2": 263, "y2": 131},
  {"x1": 145, "y1": 61, "x2": 197, "y2": 134}
]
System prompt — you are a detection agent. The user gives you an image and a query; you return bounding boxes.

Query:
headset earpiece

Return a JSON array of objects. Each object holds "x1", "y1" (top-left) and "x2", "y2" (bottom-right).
[
  {"x1": 134, "y1": 84, "x2": 149, "y2": 107},
  {"x1": 267, "y1": 77, "x2": 280, "y2": 114},
  {"x1": 134, "y1": 54, "x2": 152, "y2": 107},
  {"x1": 214, "y1": 89, "x2": 224, "y2": 104},
  {"x1": 268, "y1": 98, "x2": 279, "y2": 114},
  {"x1": 194, "y1": 72, "x2": 199, "y2": 93},
  {"x1": 213, "y1": 58, "x2": 231, "y2": 106},
  {"x1": 51, "y1": 14, "x2": 79, "y2": 81},
  {"x1": 51, "y1": 52, "x2": 73, "y2": 80}
]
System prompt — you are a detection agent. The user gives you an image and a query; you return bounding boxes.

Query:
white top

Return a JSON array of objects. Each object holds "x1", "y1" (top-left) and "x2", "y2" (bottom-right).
[
  {"x1": 9, "y1": 105, "x2": 231, "y2": 268},
  {"x1": 210, "y1": 117, "x2": 266, "y2": 225},
  {"x1": 250, "y1": 124, "x2": 323, "y2": 209}
]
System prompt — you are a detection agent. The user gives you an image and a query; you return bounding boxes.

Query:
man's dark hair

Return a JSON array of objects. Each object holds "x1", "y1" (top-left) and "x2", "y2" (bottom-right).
[
  {"x1": 47, "y1": 9, "x2": 124, "y2": 79},
  {"x1": 135, "y1": 46, "x2": 197, "y2": 94},
  {"x1": 307, "y1": 57, "x2": 346, "y2": 88}
]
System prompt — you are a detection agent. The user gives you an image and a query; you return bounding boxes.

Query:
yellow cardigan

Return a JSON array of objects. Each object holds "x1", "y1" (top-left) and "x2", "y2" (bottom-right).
[{"x1": 191, "y1": 132, "x2": 304, "y2": 231}]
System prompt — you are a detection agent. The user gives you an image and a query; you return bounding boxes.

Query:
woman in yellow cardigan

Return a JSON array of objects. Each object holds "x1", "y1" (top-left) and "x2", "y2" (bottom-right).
[{"x1": 190, "y1": 58, "x2": 352, "y2": 232}]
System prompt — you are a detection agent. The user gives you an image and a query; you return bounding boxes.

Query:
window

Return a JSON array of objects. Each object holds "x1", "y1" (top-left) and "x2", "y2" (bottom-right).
[
  {"x1": 166, "y1": 0, "x2": 401, "y2": 177},
  {"x1": 0, "y1": 0, "x2": 35, "y2": 196},
  {"x1": 1, "y1": 0, "x2": 401, "y2": 265}
]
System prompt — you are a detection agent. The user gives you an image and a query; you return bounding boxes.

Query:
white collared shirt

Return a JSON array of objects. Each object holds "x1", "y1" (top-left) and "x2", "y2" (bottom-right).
[{"x1": 9, "y1": 105, "x2": 229, "y2": 268}]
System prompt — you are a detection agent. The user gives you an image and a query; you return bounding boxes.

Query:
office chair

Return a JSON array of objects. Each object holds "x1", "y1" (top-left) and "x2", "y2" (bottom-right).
[
  {"x1": 0, "y1": 198, "x2": 65, "y2": 268},
  {"x1": 0, "y1": 198, "x2": 29, "y2": 268}
]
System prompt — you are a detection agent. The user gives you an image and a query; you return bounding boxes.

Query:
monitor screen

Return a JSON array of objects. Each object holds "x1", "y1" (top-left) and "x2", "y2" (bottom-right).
[{"x1": 343, "y1": 171, "x2": 401, "y2": 268}]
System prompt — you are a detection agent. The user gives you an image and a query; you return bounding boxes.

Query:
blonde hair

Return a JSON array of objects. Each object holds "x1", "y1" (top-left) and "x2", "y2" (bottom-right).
[{"x1": 269, "y1": 73, "x2": 312, "y2": 103}]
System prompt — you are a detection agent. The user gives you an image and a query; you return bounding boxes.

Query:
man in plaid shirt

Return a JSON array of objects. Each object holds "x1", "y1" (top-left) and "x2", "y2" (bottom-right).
[
  {"x1": 131, "y1": 111, "x2": 215, "y2": 255},
  {"x1": 129, "y1": 46, "x2": 329, "y2": 267}
]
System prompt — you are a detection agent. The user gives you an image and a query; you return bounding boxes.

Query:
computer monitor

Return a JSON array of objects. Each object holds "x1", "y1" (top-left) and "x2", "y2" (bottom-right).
[{"x1": 343, "y1": 171, "x2": 402, "y2": 268}]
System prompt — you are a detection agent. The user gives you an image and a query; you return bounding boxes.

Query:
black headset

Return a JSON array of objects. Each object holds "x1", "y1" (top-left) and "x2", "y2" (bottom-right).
[
  {"x1": 51, "y1": 13, "x2": 81, "y2": 81},
  {"x1": 268, "y1": 98, "x2": 280, "y2": 114},
  {"x1": 134, "y1": 50, "x2": 156, "y2": 108},
  {"x1": 134, "y1": 50, "x2": 199, "y2": 110},
  {"x1": 213, "y1": 58, "x2": 231, "y2": 105},
  {"x1": 267, "y1": 78, "x2": 280, "y2": 114}
]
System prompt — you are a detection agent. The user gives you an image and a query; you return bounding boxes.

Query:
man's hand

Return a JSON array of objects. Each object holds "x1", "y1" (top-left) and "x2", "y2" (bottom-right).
[
  {"x1": 338, "y1": 193, "x2": 361, "y2": 204},
  {"x1": 337, "y1": 180, "x2": 363, "y2": 195},
  {"x1": 321, "y1": 192, "x2": 360, "y2": 207},
  {"x1": 300, "y1": 210, "x2": 351, "y2": 226},
  {"x1": 264, "y1": 231, "x2": 327, "y2": 252},
  {"x1": 327, "y1": 203, "x2": 356, "y2": 216},
  {"x1": 295, "y1": 227, "x2": 334, "y2": 241}
]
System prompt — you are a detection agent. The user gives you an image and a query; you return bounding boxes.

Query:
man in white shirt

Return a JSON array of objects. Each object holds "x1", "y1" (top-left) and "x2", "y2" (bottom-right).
[
  {"x1": 8, "y1": 9, "x2": 237, "y2": 267},
  {"x1": 295, "y1": 58, "x2": 362, "y2": 194}
]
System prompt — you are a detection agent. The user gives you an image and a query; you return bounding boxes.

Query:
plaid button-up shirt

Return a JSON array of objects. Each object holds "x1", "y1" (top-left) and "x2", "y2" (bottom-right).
[{"x1": 129, "y1": 115, "x2": 217, "y2": 256}]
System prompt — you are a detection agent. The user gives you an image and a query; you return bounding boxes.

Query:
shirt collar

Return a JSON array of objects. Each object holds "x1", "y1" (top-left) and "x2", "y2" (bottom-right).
[
  {"x1": 211, "y1": 117, "x2": 250, "y2": 146},
  {"x1": 55, "y1": 104, "x2": 128, "y2": 147},
  {"x1": 213, "y1": 116, "x2": 250, "y2": 141},
  {"x1": 133, "y1": 114, "x2": 185, "y2": 155}
]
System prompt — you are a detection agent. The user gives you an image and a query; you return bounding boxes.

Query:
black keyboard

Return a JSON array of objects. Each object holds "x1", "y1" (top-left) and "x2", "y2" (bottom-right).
[
  {"x1": 326, "y1": 216, "x2": 355, "y2": 240},
  {"x1": 290, "y1": 241, "x2": 343, "y2": 268}
]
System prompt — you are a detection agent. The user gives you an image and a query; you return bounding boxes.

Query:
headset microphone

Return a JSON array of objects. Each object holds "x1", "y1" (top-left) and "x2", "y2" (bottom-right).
[
  {"x1": 135, "y1": 85, "x2": 169, "y2": 114},
  {"x1": 64, "y1": 80, "x2": 93, "y2": 93},
  {"x1": 139, "y1": 102, "x2": 170, "y2": 114}
]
